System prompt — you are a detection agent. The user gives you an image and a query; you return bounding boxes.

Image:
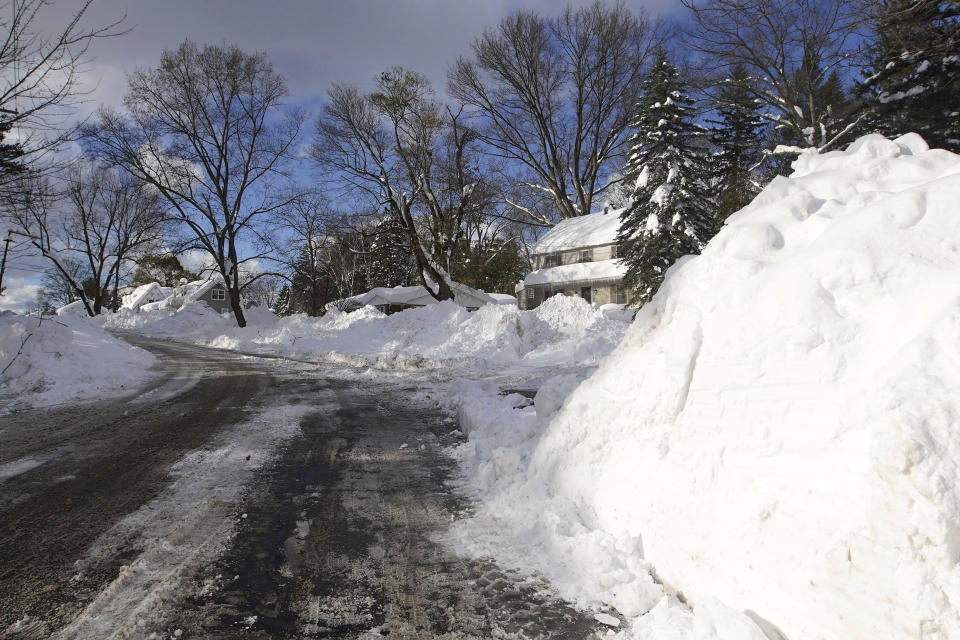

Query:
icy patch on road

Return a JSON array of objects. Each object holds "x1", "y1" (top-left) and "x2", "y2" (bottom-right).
[
  {"x1": 0, "y1": 456, "x2": 46, "y2": 483},
  {"x1": 51, "y1": 400, "x2": 325, "y2": 639}
]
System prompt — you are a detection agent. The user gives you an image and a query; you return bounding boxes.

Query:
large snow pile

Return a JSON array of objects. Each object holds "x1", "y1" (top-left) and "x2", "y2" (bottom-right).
[
  {"x1": 447, "y1": 134, "x2": 960, "y2": 639},
  {"x1": 0, "y1": 311, "x2": 156, "y2": 410},
  {"x1": 105, "y1": 294, "x2": 629, "y2": 373}
]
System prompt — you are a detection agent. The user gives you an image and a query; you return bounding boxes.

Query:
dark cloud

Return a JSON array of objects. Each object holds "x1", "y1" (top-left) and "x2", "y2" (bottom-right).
[{"x1": 42, "y1": 0, "x2": 682, "y2": 110}]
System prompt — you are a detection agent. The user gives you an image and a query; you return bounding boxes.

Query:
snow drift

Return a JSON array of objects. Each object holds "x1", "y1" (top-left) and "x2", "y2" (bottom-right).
[
  {"x1": 104, "y1": 294, "x2": 629, "y2": 372},
  {"x1": 0, "y1": 311, "x2": 155, "y2": 410},
  {"x1": 511, "y1": 133, "x2": 960, "y2": 639},
  {"x1": 441, "y1": 134, "x2": 960, "y2": 639}
]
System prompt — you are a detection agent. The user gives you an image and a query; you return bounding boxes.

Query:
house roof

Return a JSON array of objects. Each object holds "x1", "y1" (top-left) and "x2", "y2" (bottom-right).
[
  {"x1": 531, "y1": 207, "x2": 623, "y2": 254},
  {"x1": 350, "y1": 281, "x2": 496, "y2": 309},
  {"x1": 523, "y1": 259, "x2": 626, "y2": 287},
  {"x1": 184, "y1": 277, "x2": 226, "y2": 302},
  {"x1": 488, "y1": 293, "x2": 518, "y2": 305},
  {"x1": 121, "y1": 282, "x2": 170, "y2": 310}
]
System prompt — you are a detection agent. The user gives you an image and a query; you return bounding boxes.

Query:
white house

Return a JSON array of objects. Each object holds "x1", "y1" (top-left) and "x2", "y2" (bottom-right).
[{"x1": 517, "y1": 208, "x2": 627, "y2": 310}]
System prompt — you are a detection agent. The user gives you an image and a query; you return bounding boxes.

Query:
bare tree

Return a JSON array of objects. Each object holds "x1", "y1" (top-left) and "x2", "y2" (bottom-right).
[
  {"x1": 313, "y1": 68, "x2": 490, "y2": 302},
  {"x1": 0, "y1": 0, "x2": 125, "y2": 183},
  {"x1": 448, "y1": 1, "x2": 658, "y2": 224},
  {"x1": 272, "y1": 190, "x2": 337, "y2": 316},
  {"x1": 5, "y1": 163, "x2": 166, "y2": 316},
  {"x1": 5, "y1": 172, "x2": 91, "y2": 312},
  {"x1": 63, "y1": 163, "x2": 167, "y2": 313},
  {"x1": 682, "y1": 0, "x2": 866, "y2": 152},
  {"x1": 81, "y1": 40, "x2": 303, "y2": 327}
]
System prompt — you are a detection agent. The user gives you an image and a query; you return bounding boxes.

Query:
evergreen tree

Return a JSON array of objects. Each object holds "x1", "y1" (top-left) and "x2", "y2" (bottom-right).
[
  {"x1": 367, "y1": 216, "x2": 416, "y2": 288},
  {"x1": 617, "y1": 48, "x2": 718, "y2": 305},
  {"x1": 131, "y1": 254, "x2": 198, "y2": 287},
  {"x1": 859, "y1": 0, "x2": 960, "y2": 152},
  {"x1": 0, "y1": 118, "x2": 24, "y2": 178},
  {"x1": 274, "y1": 284, "x2": 291, "y2": 315},
  {"x1": 707, "y1": 65, "x2": 767, "y2": 220}
]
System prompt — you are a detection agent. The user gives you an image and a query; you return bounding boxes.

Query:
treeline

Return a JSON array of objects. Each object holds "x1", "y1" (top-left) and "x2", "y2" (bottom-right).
[{"x1": 0, "y1": 0, "x2": 956, "y2": 324}]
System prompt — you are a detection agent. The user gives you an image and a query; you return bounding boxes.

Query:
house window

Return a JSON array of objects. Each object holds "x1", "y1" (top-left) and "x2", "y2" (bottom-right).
[
  {"x1": 579, "y1": 249, "x2": 593, "y2": 263},
  {"x1": 616, "y1": 285, "x2": 627, "y2": 305},
  {"x1": 610, "y1": 244, "x2": 618, "y2": 259},
  {"x1": 526, "y1": 287, "x2": 535, "y2": 303},
  {"x1": 545, "y1": 253, "x2": 561, "y2": 267},
  {"x1": 580, "y1": 286, "x2": 591, "y2": 303},
  {"x1": 211, "y1": 287, "x2": 226, "y2": 301}
]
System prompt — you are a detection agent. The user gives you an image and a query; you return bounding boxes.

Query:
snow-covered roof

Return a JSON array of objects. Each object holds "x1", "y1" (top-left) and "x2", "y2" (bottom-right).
[
  {"x1": 523, "y1": 259, "x2": 626, "y2": 287},
  {"x1": 531, "y1": 208, "x2": 623, "y2": 254},
  {"x1": 489, "y1": 293, "x2": 518, "y2": 305},
  {"x1": 121, "y1": 282, "x2": 170, "y2": 311},
  {"x1": 350, "y1": 281, "x2": 496, "y2": 309},
  {"x1": 184, "y1": 277, "x2": 226, "y2": 303}
]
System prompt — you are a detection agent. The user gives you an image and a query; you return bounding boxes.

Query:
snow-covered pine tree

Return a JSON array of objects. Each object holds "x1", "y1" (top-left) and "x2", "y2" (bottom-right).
[
  {"x1": 617, "y1": 47, "x2": 718, "y2": 305},
  {"x1": 860, "y1": 0, "x2": 960, "y2": 152},
  {"x1": 706, "y1": 64, "x2": 767, "y2": 220},
  {"x1": 274, "y1": 285, "x2": 291, "y2": 315}
]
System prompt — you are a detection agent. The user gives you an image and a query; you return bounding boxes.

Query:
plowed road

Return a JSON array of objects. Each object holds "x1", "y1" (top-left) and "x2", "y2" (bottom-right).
[{"x1": 0, "y1": 337, "x2": 602, "y2": 639}]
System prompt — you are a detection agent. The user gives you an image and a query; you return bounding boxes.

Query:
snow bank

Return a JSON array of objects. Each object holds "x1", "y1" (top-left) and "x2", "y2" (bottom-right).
[
  {"x1": 104, "y1": 294, "x2": 629, "y2": 373},
  {"x1": 444, "y1": 134, "x2": 960, "y2": 639},
  {"x1": 0, "y1": 311, "x2": 155, "y2": 411}
]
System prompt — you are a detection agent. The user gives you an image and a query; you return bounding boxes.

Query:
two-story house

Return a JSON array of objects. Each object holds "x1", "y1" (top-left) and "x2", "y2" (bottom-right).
[{"x1": 517, "y1": 207, "x2": 627, "y2": 310}]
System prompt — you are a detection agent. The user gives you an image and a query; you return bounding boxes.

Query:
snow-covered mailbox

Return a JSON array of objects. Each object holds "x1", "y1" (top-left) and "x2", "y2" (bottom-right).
[
  {"x1": 517, "y1": 208, "x2": 627, "y2": 310},
  {"x1": 348, "y1": 281, "x2": 495, "y2": 314}
]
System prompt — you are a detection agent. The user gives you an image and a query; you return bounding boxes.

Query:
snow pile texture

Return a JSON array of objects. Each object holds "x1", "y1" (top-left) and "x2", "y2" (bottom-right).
[
  {"x1": 445, "y1": 134, "x2": 960, "y2": 639},
  {"x1": 0, "y1": 311, "x2": 155, "y2": 410},
  {"x1": 104, "y1": 293, "x2": 628, "y2": 373}
]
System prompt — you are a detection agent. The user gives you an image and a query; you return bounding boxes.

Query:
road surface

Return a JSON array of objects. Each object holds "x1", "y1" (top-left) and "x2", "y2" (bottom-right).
[{"x1": 0, "y1": 337, "x2": 603, "y2": 639}]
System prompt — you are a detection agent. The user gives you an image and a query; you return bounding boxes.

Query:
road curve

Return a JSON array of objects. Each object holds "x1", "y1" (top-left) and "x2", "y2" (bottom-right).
[{"x1": 0, "y1": 337, "x2": 603, "y2": 639}]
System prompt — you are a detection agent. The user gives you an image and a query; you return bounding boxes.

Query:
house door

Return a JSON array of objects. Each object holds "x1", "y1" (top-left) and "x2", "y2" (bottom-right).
[{"x1": 580, "y1": 286, "x2": 591, "y2": 303}]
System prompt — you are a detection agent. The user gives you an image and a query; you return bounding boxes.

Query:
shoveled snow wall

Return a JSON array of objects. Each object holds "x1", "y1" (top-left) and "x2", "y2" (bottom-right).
[
  {"x1": 105, "y1": 294, "x2": 629, "y2": 372},
  {"x1": 528, "y1": 134, "x2": 960, "y2": 639},
  {"x1": 0, "y1": 312, "x2": 155, "y2": 410}
]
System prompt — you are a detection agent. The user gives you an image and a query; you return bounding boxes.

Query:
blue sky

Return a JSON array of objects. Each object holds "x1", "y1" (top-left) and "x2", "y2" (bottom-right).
[{"x1": 2, "y1": 0, "x2": 685, "y2": 311}]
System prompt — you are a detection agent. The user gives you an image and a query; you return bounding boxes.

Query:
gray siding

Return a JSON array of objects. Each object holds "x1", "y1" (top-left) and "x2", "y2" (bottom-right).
[{"x1": 199, "y1": 284, "x2": 231, "y2": 314}]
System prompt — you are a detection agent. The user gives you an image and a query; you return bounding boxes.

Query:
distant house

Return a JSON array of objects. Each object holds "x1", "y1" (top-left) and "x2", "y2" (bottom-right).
[
  {"x1": 185, "y1": 278, "x2": 232, "y2": 314},
  {"x1": 516, "y1": 208, "x2": 627, "y2": 310},
  {"x1": 120, "y1": 282, "x2": 171, "y2": 312},
  {"x1": 347, "y1": 281, "x2": 496, "y2": 314}
]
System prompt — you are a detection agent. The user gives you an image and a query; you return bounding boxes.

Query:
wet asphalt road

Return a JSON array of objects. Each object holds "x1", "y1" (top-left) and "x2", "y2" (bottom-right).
[{"x1": 0, "y1": 337, "x2": 602, "y2": 639}]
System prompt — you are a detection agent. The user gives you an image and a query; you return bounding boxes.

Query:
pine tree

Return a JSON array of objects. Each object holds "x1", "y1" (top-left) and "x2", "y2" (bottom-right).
[
  {"x1": 859, "y1": 0, "x2": 960, "y2": 152},
  {"x1": 367, "y1": 216, "x2": 416, "y2": 288},
  {"x1": 707, "y1": 65, "x2": 767, "y2": 220},
  {"x1": 617, "y1": 48, "x2": 718, "y2": 305},
  {"x1": 0, "y1": 118, "x2": 24, "y2": 178},
  {"x1": 274, "y1": 284, "x2": 291, "y2": 315}
]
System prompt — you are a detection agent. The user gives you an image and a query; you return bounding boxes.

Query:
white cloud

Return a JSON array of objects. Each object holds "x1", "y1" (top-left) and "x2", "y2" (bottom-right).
[{"x1": 0, "y1": 276, "x2": 42, "y2": 313}]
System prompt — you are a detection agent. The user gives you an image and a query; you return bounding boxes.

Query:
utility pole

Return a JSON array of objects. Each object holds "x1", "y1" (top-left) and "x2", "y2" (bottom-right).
[{"x1": 0, "y1": 230, "x2": 11, "y2": 296}]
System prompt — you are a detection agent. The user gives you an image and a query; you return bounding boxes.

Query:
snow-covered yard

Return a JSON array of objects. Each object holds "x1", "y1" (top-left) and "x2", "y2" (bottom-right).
[{"x1": 102, "y1": 293, "x2": 631, "y2": 376}]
